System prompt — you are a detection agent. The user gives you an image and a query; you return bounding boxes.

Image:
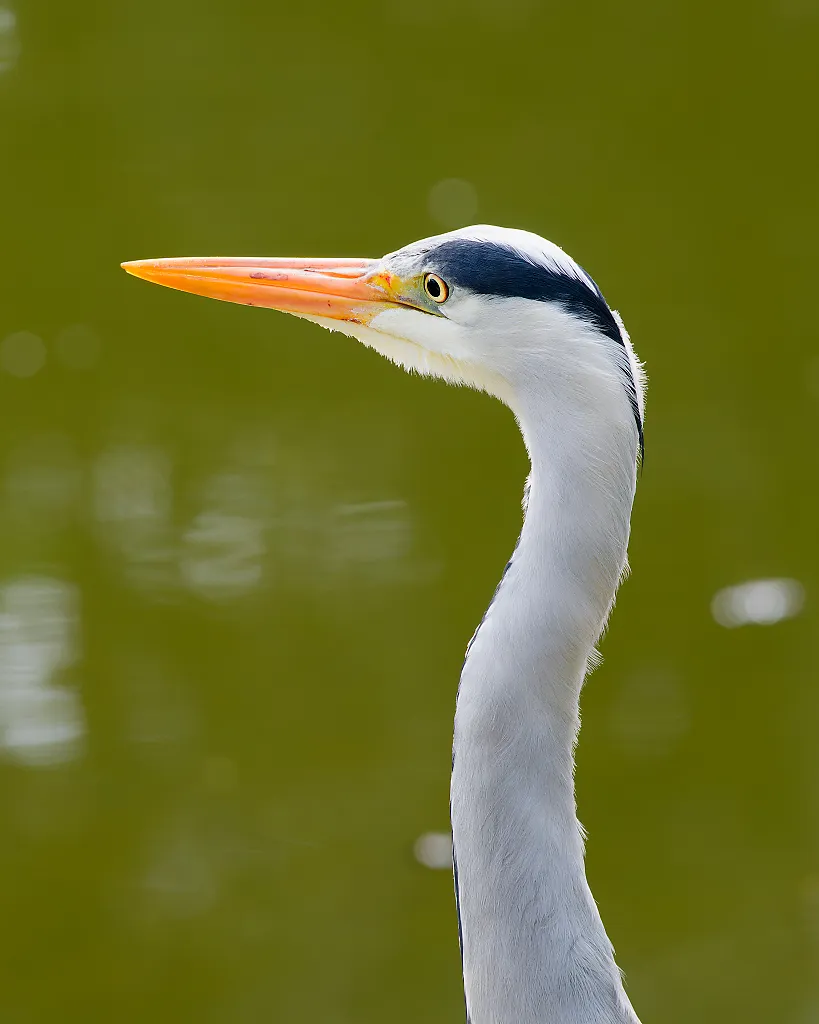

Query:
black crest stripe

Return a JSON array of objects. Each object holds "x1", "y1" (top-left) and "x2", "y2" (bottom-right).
[{"x1": 430, "y1": 239, "x2": 643, "y2": 460}]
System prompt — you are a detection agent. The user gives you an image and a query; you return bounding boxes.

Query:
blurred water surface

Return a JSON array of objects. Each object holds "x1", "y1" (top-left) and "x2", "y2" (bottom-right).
[{"x1": 1, "y1": 1, "x2": 818, "y2": 1021}]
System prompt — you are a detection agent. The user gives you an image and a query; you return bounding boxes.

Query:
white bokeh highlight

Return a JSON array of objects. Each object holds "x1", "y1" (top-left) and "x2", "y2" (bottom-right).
[
  {"x1": 711, "y1": 578, "x2": 805, "y2": 628},
  {"x1": 414, "y1": 831, "x2": 453, "y2": 870},
  {"x1": 428, "y1": 178, "x2": 478, "y2": 229},
  {"x1": 1, "y1": 331, "x2": 46, "y2": 378}
]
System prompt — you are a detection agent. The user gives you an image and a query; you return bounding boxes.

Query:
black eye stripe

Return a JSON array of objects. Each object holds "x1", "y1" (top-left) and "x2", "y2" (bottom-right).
[
  {"x1": 428, "y1": 239, "x2": 644, "y2": 460},
  {"x1": 430, "y1": 239, "x2": 609, "y2": 328}
]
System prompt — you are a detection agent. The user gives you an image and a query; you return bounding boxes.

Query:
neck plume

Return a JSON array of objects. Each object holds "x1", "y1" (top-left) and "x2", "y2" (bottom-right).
[{"x1": 450, "y1": 367, "x2": 642, "y2": 1024}]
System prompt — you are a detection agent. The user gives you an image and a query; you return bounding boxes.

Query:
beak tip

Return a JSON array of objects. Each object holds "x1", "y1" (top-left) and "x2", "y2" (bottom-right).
[{"x1": 121, "y1": 260, "x2": 151, "y2": 281}]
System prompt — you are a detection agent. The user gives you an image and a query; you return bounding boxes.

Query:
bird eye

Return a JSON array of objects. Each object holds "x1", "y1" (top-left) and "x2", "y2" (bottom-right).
[{"x1": 423, "y1": 273, "x2": 449, "y2": 303}]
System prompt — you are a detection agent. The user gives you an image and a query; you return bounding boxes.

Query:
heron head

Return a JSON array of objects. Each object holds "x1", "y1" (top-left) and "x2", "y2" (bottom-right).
[{"x1": 122, "y1": 225, "x2": 644, "y2": 457}]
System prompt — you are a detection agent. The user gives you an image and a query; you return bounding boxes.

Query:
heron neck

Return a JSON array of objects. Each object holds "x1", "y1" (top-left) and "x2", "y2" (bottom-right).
[{"x1": 450, "y1": 397, "x2": 640, "y2": 1024}]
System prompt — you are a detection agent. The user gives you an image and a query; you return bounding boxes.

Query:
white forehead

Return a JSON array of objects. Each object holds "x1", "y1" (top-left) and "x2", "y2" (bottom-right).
[{"x1": 386, "y1": 224, "x2": 599, "y2": 295}]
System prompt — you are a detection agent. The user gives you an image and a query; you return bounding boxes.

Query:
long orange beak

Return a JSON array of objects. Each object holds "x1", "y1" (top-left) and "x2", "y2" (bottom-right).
[{"x1": 121, "y1": 256, "x2": 397, "y2": 324}]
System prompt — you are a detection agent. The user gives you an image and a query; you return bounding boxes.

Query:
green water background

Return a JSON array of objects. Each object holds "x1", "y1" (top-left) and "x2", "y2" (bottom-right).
[{"x1": 0, "y1": 1, "x2": 818, "y2": 1020}]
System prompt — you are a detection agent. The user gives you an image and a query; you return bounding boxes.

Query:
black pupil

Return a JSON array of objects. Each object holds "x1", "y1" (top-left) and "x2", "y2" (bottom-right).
[{"x1": 426, "y1": 276, "x2": 442, "y2": 299}]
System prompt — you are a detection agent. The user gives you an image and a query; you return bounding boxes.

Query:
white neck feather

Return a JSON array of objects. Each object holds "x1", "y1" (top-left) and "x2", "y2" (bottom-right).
[{"x1": 451, "y1": 330, "x2": 642, "y2": 1024}]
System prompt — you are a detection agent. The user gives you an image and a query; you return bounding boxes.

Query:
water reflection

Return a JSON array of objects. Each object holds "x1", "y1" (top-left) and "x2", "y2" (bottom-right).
[
  {"x1": 93, "y1": 444, "x2": 173, "y2": 528},
  {"x1": 0, "y1": 576, "x2": 85, "y2": 766},
  {"x1": 325, "y1": 499, "x2": 412, "y2": 583},
  {"x1": 93, "y1": 444, "x2": 177, "y2": 594},
  {"x1": 179, "y1": 468, "x2": 265, "y2": 600},
  {"x1": 88, "y1": 438, "x2": 420, "y2": 601},
  {"x1": 182, "y1": 506, "x2": 265, "y2": 601},
  {"x1": 5, "y1": 433, "x2": 82, "y2": 527},
  {"x1": 0, "y1": 5, "x2": 19, "y2": 75}
]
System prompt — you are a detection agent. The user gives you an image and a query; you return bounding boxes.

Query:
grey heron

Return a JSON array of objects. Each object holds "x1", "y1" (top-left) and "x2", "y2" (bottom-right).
[{"x1": 123, "y1": 225, "x2": 647, "y2": 1024}]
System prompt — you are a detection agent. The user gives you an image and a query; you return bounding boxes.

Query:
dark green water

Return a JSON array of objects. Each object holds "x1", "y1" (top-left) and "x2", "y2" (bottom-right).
[{"x1": 1, "y1": 1, "x2": 818, "y2": 1020}]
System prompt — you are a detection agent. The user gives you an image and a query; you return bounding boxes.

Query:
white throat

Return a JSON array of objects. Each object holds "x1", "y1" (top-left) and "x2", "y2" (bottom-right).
[{"x1": 450, "y1": 337, "x2": 642, "y2": 1024}]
